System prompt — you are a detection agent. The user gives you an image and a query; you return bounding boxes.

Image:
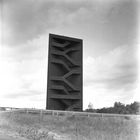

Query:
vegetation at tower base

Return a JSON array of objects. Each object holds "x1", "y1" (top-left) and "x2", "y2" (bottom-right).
[
  {"x1": 85, "y1": 101, "x2": 140, "y2": 115},
  {"x1": 47, "y1": 34, "x2": 83, "y2": 111}
]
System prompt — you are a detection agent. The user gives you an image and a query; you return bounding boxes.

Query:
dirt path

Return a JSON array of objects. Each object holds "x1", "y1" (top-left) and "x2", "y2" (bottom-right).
[
  {"x1": 0, "y1": 134, "x2": 29, "y2": 140},
  {"x1": 0, "y1": 134, "x2": 28, "y2": 140},
  {"x1": 0, "y1": 130, "x2": 28, "y2": 140}
]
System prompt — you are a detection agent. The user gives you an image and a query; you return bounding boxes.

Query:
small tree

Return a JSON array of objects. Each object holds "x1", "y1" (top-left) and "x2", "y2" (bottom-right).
[
  {"x1": 129, "y1": 102, "x2": 140, "y2": 114},
  {"x1": 85, "y1": 102, "x2": 95, "y2": 112},
  {"x1": 114, "y1": 102, "x2": 126, "y2": 114},
  {"x1": 88, "y1": 102, "x2": 93, "y2": 110}
]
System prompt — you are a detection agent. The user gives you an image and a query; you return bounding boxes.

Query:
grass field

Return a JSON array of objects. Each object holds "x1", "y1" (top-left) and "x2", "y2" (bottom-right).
[{"x1": 0, "y1": 110, "x2": 139, "y2": 140}]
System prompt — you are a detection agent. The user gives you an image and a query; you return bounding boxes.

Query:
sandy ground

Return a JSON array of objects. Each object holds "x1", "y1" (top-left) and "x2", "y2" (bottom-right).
[
  {"x1": 0, "y1": 130, "x2": 28, "y2": 140},
  {"x1": 0, "y1": 134, "x2": 28, "y2": 140},
  {"x1": 0, "y1": 129, "x2": 69, "y2": 140}
]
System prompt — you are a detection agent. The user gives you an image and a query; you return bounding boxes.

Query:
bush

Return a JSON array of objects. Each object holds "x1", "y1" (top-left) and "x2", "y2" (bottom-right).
[{"x1": 85, "y1": 101, "x2": 140, "y2": 114}]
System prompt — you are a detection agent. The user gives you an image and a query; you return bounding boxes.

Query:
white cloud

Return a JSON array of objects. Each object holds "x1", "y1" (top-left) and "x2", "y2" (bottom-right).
[
  {"x1": 83, "y1": 44, "x2": 138, "y2": 109},
  {"x1": 0, "y1": 0, "x2": 138, "y2": 109},
  {"x1": 84, "y1": 45, "x2": 137, "y2": 86},
  {"x1": 0, "y1": 35, "x2": 48, "y2": 108},
  {"x1": 0, "y1": 57, "x2": 47, "y2": 108},
  {"x1": 0, "y1": 36, "x2": 138, "y2": 109},
  {"x1": 0, "y1": 59, "x2": 20, "y2": 96}
]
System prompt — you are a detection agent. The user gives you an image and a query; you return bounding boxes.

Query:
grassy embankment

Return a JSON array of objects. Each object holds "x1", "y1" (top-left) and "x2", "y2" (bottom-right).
[{"x1": 0, "y1": 110, "x2": 139, "y2": 140}]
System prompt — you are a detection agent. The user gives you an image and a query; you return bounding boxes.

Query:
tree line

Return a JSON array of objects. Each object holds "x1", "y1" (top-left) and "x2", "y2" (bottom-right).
[{"x1": 85, "y1": 101, "x2": 140, "y2": 114}]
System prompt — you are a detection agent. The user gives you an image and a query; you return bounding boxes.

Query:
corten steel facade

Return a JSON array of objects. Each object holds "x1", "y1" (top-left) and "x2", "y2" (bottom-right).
[{"x1": 46, "y1": 34, "x2": 83, "y2": 111}]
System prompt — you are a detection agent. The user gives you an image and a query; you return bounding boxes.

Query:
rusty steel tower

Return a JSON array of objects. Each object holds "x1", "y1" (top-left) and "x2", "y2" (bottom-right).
[{"x1": 46, "y1": 34, "x2": 83, "y2": 111}]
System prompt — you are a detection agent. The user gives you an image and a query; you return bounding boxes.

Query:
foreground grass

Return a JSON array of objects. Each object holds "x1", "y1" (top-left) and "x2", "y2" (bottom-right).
[{"x1": 0, "y1": 111, "x2": 139, "y2": 140}]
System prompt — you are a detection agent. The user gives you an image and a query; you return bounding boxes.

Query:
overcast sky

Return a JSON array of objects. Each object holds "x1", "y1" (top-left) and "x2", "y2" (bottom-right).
[{"x1": 0, "y1": 0, "x2": 139, "y2": 109}]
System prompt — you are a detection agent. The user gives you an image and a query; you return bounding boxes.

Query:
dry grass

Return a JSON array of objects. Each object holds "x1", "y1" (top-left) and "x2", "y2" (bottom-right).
[{"x1": 0, "y1": 111, "x2": 139, "y2": 140}]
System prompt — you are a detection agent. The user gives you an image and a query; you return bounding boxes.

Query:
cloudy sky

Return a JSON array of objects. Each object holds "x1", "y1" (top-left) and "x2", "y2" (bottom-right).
[{"x1": 0, "y1": 0, "x2": 139, "y2": 109}]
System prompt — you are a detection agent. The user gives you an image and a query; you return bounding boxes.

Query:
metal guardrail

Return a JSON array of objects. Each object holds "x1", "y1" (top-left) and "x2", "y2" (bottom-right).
[{"x1": 0, "y1": 107, "x2": 139, "y2": 119}]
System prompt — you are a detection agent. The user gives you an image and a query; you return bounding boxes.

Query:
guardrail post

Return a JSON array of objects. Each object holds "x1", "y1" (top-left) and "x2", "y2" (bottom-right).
[
  {"x1": 56, "y1": 111, "x2": 58, "y2": 116},
  {"x1": 26, "y1": 109, "x2": 28, "y2": 114},
  {"x1": 40, "y1": 109, "x2": 43, "y2": 116},
  {"x1": 52, "y1": 111, "x2": 54, "y2": 116},
  {"x1": 101, "y1": 113, "x2": 103, "y2": 118}
]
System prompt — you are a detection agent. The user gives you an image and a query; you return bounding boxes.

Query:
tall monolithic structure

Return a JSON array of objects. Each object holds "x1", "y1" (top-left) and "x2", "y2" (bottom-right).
[{"x1": 47, "y1": 34, "x2": 83, "y2": 111}]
